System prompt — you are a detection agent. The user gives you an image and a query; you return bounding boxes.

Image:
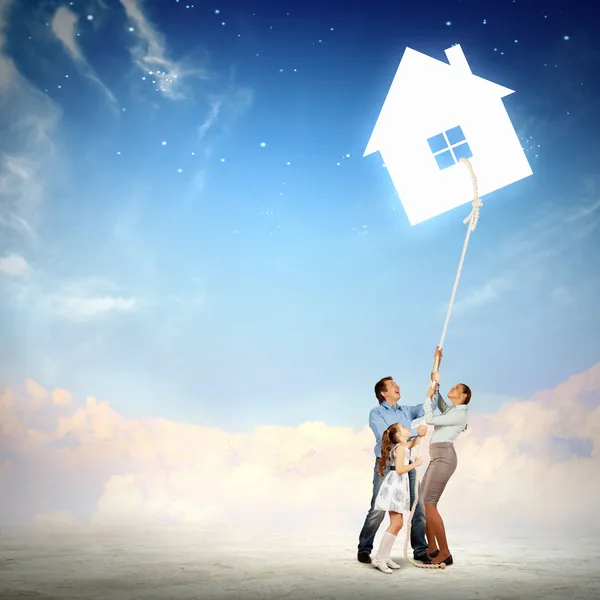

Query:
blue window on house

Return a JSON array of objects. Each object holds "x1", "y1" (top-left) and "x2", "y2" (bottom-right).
[{"x1": 427, "y1": 126, "x2": 473, "y2": 170}]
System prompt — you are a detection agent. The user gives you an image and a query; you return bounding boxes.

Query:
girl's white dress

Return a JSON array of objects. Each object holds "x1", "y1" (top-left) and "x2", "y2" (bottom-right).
[{"x1": 374, "y1": 444, "x2": 411, "y2": 513}]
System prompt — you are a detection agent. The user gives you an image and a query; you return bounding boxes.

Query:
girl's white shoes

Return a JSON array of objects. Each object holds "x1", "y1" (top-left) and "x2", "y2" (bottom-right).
[
  {"x1": 372, "y1": 559, "x2": 392, "y2": 574},
  {"x1": 372, "y1": 558, "x2": 401, "y2": 573}
]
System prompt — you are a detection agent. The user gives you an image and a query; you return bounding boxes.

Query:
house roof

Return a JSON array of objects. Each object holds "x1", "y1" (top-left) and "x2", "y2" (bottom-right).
[{"x1": 364, "y1": 45, "x2": 515, "y2": 157}]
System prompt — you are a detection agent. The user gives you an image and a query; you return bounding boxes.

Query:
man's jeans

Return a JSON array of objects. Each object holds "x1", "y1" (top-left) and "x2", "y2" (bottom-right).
[{"x1": 357, "y1": 459, "x2": 428, "y2": 558}]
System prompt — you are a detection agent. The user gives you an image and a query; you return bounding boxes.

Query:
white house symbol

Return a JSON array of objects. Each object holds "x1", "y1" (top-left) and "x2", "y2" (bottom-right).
[{"x1": 364, "y1": 44, "x2": 533, "y2": 225}]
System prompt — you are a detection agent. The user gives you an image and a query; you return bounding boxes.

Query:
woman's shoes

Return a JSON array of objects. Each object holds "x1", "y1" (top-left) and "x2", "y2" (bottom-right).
[{"x1": 429, "y1": 550, "x2": 453, "y2": 566}]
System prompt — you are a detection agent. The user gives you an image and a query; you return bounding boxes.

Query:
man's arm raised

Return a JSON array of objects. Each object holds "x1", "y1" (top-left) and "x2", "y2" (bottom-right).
[{"x1": 408, "y1": 402, "x2": 427, "y2": 439}]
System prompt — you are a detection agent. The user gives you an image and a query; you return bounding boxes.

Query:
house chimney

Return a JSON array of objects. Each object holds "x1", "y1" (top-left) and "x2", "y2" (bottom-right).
[{"x1": 445, "y1": 44, "x2": 472, "y2": 74}]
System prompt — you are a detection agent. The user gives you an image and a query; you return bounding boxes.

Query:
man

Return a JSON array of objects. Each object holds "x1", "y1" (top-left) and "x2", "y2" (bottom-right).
[{"x1": 357, "y1": 376, "x2": 431, "y2": 564}]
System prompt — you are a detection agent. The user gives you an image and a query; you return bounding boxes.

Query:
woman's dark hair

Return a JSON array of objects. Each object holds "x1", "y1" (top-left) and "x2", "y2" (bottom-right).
[{"x1": 459, "y1": 383, "x2": 471, "y2": 405}]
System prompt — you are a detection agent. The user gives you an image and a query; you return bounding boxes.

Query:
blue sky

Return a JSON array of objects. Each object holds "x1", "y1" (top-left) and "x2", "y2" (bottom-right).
[{"x1": 1, "y1": 0, "x2": 599, "y2": 432}]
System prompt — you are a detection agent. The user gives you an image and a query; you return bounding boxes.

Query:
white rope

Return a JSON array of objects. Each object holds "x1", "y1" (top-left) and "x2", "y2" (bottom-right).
[
  {"x1": 402, "y1": 157, "x2": 481, "y2": 570},
  {"x1": 437, "y1": 157, "x2": 481, "y2": 352}
]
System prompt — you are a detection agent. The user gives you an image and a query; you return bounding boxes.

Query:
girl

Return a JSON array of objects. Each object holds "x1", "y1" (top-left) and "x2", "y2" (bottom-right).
[{"x1": 371, "y1": 423, "x2": 422, "y2": 574}]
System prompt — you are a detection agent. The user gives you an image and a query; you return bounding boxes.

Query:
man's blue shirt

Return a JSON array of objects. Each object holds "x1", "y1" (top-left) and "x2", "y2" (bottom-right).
[{"x1": 369, "y1": 400, "x2": 425, "y2": 458}]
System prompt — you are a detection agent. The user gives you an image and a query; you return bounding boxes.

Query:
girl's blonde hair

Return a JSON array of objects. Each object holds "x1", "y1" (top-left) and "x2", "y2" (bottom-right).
[{"x1": 377, "y1": 423, "x2": 406, "y2": 476}]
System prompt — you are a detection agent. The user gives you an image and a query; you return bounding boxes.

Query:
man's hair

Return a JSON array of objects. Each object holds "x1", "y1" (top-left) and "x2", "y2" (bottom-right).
[
  {"x1": 459, "y1": 383, "x2": 472, "y2": 405},
  {"x1": 375, "y1": 377, "x2": 393, "y2": 404}
]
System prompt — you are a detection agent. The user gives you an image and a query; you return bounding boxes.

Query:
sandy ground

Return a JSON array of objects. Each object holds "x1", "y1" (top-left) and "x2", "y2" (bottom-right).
[{"x1": 1, "y1": 527, "x2": 598, "y2": 600}]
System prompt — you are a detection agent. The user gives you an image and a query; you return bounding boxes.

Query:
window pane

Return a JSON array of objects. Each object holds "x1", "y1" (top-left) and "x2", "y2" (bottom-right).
[
  {"x1": 445, "y1": 126, "x2": 466, "y2": 146},
  {"x1": 427, "y1": 133, "x2": 448, "y2": 154},
  {"x1": 452, "y1": 142, "x2": 473, "y2": 161},
  {"x1": 434, "y1": 150, "x2": 455, "y2": 170}
]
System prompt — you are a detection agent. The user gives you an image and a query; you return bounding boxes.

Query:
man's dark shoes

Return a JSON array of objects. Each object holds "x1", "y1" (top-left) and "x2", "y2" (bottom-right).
[
  {"x1": 357, "y1": 551, "x2": 372, "y2": 564},
  {"x1": 414, "y1": 553, "x2": 432, "y2": 564}
]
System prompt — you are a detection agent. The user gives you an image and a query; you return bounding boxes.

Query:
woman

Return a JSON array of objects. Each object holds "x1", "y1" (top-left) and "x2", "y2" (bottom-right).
[{"x1": 421, "y1": 347, "x2": 471, "y2": 566}]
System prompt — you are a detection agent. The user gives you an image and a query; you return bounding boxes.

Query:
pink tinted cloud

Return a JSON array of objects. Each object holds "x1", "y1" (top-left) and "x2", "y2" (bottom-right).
[{"x1": 1, "y1": 365, "x2": 598, "y2": 537}]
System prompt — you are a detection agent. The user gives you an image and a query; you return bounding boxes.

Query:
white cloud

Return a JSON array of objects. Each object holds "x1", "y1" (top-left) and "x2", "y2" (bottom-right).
[
  {"x1": 55, "y1": 295, "x2": 136, "y2": 320},
  {"x1": 51, "y1": 7, "x2": 85, "y2": 63},
  {"x1": 120, "y1": 0, "x2": 204, "y2": 100},
  {"x1": 38, "y1": 278, "x2": 139, "y2": 321},
  {"x1": 0, "y1": 252, "x2": 29, "y2": 275},
  {"x1": 567, "y1": 199, "x2": 600, "y2": 223},
  {"x1": 2, "y1": 271, "x2": 139, "y2": 322},
  {"x1": 1, "y1": 362, "x2": 599, "y2": 537},
  {"x1": 447, "y1": 176, "x2": 600, "y2": 317},
  {"x1": 450, "y1": 274, "x2": 513, "y2": 315},
  {"x1": 117, "y1": 0, "x2": 254, "y2": 216},
  {"x1": 0, "y1": 0, "x2": 61, "y2": 242},
  {"x1": 198, "y1": 97, "x2": 221, "y2": 139},
  {"x1": 51, "y1": 6, "x2": 117, "y2": 107}
]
